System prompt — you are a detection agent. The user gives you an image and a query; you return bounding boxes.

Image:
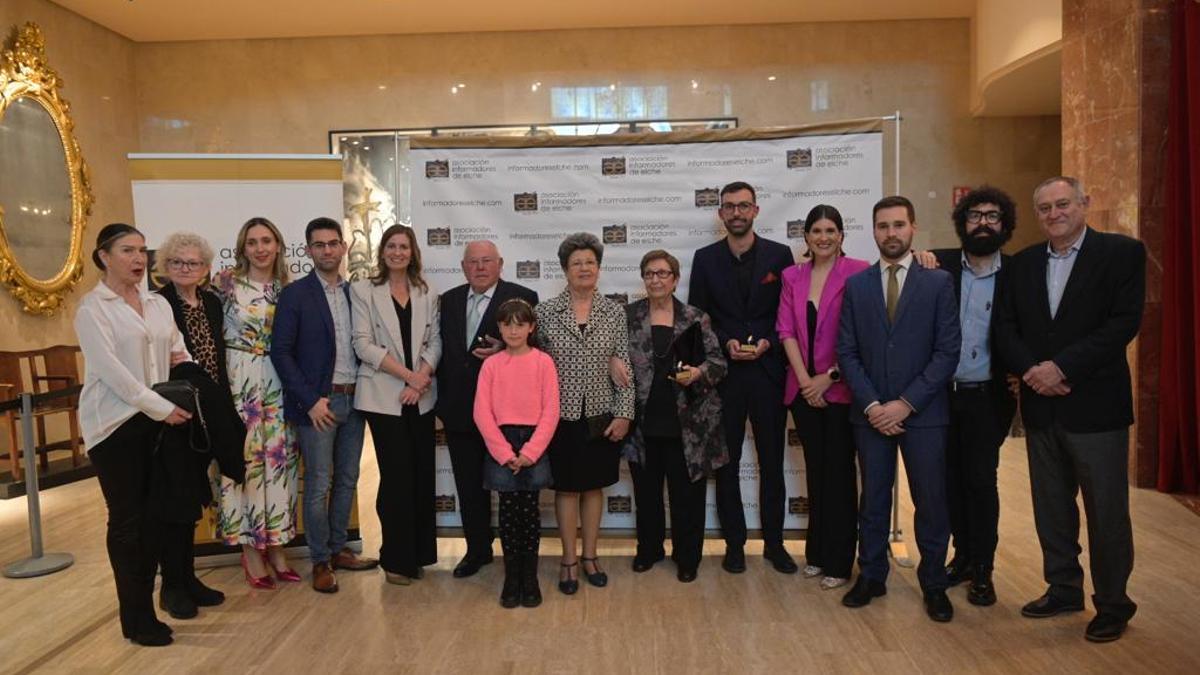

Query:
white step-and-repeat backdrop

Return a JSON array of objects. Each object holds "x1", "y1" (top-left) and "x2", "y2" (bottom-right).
[{"x1": 409, "y1": 125, "x2": 884, "y2": 533}]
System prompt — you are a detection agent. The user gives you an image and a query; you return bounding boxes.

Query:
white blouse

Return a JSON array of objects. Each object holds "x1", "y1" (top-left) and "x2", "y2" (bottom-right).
[{"x1": 74, "y1": 282, "x2": 189, "y2": 449}]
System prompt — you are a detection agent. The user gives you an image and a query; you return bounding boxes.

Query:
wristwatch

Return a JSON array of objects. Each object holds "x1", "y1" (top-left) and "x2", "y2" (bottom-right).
[{"x1": 827, "y1": 366, "x2": 842, "y2": 382}]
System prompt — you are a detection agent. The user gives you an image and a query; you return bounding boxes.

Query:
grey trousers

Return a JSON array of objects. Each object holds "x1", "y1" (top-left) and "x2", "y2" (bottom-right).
[{"x1": 1026, "y1": 423, "x2": 1137, "y2": 620}]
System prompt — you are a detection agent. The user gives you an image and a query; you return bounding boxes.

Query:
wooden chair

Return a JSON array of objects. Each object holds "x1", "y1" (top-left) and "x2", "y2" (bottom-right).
[{"x1": 0, "y1": 347, "x2": 83, "y2": 482}]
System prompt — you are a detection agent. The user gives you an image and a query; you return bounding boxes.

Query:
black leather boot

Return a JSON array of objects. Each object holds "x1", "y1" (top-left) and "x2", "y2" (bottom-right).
[
  {"x1": 500, "y1": 556, "x2": 522, "y2": 608},
  {"x1": 520, "y1": 552, "x2": 542, "y2": 608}
]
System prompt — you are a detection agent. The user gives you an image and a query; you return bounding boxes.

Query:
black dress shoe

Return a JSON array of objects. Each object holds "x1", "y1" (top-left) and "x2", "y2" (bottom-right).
[
  {"x1": 186, "y1": 578, "x2": 226, "y2": 607},
  {"x1": 453, "y1": 553, "x2": 493, "y2": 579},
  {"x1": 581, "y1": 557, "x2": 608, "y2": 587},
  {"x1": 159, "y1": 586, "x2": 198, "y2": 620},
  {"x1": 924, "y1": 590, "x2": 954, "y2": 622},
  {"x1": 1085, "y1": 613, "x2": 1128, "y2": 642},
  {"x1": 129, "y1": 629, "x2": 173, "y2": 647},
  {"x1": 558, "y1": 561, "x2": 579, "y2": 595},
  {"x1": 764, "y1": 546, "x2": 799, "y2": 574},
  {"x1": 1021, "y1": 592, "x2": 1085, "y2": 618},
  {"x1": 841, "y1": 576, "x2": 887, "y2": 608},
  {"x1": 632, "y1": 552, "x2": 665, "y2": 573},
  {"x1": 721, "y1": 547, "x2": 746, "y2": 574},
  {"x1": 967, "y1": 568, "x2": 997, "y2": 606},
  {"x1": 677, "y1": 568, "x2": 698, "y2": 583},
  {"x1": 945, "y1": 557, "x2": 973, "y2": 586}
]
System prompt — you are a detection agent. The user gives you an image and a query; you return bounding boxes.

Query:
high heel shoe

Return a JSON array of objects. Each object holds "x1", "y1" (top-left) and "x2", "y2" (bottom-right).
[
  {"x1": 262, "y1": 550, "x2": 301, "y2": 582},
  {"x1": 242, "y1": 552, "x2": 276, "y2": 590},
  {"x1": 558, "y1": 561, "x2": 579, "y2": 595},
  {"x1": 580, "y1": 556, "x2": 608, "y2": 588}
]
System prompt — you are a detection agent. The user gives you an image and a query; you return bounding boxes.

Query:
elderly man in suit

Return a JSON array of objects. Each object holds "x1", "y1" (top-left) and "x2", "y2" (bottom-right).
[
  {"x1": 436, "y1": 240, "x2": 538, "y2": 578},
  {"x1": 272, "y1": 217, "x2": 378, "y2": 594},
  {"x1": 837, "y1": 195, "x2": 961, "y2": 622},
  {"x1": 931, "y1": 186, "x2": 1019, "y2": 607},
  {"x1": 688, "y1": 180, "x2": 797, "y2": 575},
  {"x1": 995, "y1": 176, "x2": 1145, "y2": 643}
]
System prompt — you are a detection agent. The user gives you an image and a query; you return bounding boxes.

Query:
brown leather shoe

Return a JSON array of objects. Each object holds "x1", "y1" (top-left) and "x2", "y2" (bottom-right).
[
  {"x1": 331, "y1": 548, "x2": 379, "y2": 571},
  {"x1": 331, "y1": 548, "x2": 380, "y2": 571},
  {"x1": 312, "y1": 562, "x2": 338, "y2": 593}
]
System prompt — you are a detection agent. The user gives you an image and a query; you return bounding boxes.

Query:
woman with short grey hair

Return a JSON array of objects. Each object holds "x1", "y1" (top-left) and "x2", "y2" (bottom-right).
[{"x1": 535, "y1": 232, "x2": 635, "y2": 595}]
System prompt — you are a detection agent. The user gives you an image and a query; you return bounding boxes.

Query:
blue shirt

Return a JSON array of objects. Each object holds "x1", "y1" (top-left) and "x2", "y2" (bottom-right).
[
  {"x1": 954, "y1": 251, "x2": 1000, "y2": 383},
  {"x1": 1047, "y1": 227, "x2": 1086, "y2": 318}
]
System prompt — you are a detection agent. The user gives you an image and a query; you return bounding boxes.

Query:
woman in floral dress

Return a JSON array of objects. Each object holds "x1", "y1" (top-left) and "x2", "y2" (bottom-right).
[{"x1": 212, "y1": 217, "x2": 300, "y2": 588}]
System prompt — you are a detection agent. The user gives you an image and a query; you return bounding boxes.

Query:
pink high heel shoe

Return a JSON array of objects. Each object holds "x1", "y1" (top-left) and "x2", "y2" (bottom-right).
[
  {"x1": 263, "y1": 550, "x2": 302, "y2": 583},
  {"x1": 242, "y1": 552, "x2": 276, "y2": 590}
]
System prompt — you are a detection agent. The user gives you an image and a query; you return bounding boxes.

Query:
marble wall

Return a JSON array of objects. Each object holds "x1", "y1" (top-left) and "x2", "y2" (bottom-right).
[
  {"x1": 132, "y1": 19, "x2": 1061, "y2": 253},
  {"x1": 1061, "y1": 0, "x2": 1170, "y2": 487},
  {"x1": 0, "y1": 0, "x2": 138, "y2": 350}
]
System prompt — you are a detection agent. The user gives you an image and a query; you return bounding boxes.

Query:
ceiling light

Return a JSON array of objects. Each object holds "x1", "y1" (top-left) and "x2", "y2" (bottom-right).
[
  {"x1": 691, "y1": 80, "x2": 699, "y2": 90},
  {"x1": 451, "y1": 86, "x2": 458, "y2": 94},
  {"x1": 767, "y1": 75, "x2": 777, "y2": 81},
  {"x1": 457, "y1": 82, "x2": 466, "y2": 88},
  {"x1": 609, "y1": 83, "x2": 616, "y2": 91},
  {"x1": 377, "y1": 85, "x2": 387, "y2": 90}
]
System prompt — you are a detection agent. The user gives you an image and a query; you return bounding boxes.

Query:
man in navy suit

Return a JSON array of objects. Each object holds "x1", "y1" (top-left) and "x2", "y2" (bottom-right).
[
  {"x1": 837, "y1": 196, "x2": 961, "y2": 621},
  {"x1": 272, "y1": 217, "x2": 379, "y2": 594},
  {"x1": 436, "y1": 240, "x2": 538, "y2": 578},
  {"x1": 688, "y1": 181, "x2": 797, "y2": 574}
]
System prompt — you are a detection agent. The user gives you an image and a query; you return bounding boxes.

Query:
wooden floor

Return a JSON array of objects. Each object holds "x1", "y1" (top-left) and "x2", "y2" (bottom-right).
[{"x1": 2, "y1": 437, "x2": 1199, "y2": 674}]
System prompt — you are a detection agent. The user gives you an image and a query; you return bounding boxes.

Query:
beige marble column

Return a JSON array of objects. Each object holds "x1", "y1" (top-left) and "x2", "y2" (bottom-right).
[{"x1": 1060, "y1": 0, "x2": 1171, "y2": 487}]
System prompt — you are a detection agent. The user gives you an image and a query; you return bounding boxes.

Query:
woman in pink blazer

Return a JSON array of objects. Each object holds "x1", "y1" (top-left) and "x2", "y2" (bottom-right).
[{"x1": 776, "y1": 204, "x2": 870, "y2": 590}]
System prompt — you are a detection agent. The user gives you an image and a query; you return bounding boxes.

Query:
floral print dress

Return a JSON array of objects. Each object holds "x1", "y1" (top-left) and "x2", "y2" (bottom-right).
[{"x1": 212, "y1": 269, "x2": 299, "y2": 548}]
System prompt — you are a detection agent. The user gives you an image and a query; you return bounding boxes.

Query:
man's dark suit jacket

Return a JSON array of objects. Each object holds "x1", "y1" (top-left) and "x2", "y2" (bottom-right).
[
  {"x1": 687, "y1": 236, "x2": 794, "y2": 385},
  {"x1": 994, "y1": 227, "x2": 1145, "y2": 433},
  {"x1": 435, "y1": 279, "x2": 538, "y2": 433},
  {"x1": 932, "y1": 248, "x2": 1018, "y2": 441},
  {"x1": 271, "y1": 271, "x2": 357, "y2": 425},
  {"x1": 837, "y1": 261, "x2": 961, "y2": 428}
]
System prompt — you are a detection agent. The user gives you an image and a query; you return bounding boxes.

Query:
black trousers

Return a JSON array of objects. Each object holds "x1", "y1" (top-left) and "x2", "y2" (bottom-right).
[
  {"x1": 945, "y1": 387, "x2": 1004, "y2": 571},
  {"x1": 89, "y1": 413, "x2": 162, "y2": 637},
  {"x1": 498, "y1": 491, "x2": 541, "y2": 555},
  {"x1": 446, "y1": 428, "x2": 495, "y2": 559},
  {"x1": 1027, "y1": 423, "x2": 1137, "y2": 620},
  {"x1": 790, "y1": 399, "x2": 857, "y2": 578},
  {"x1": 159, "y1": 521, "x2": 197, "y2": 590},
  {"x1": 630, "y1": 436, "x2": 708, "y2": 571},
  {"x1": 715, "y1": 367, "x2": 787, "y2": 548},
  {"x1": 365, "y1": 408, "x2": 437, "y2": 576}
]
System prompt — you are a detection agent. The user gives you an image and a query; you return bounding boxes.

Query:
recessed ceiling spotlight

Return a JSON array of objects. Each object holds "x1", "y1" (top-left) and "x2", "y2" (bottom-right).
[
  {"x1": 377, "y1": 85, "x2": 387, "y2": 90},
  {"x1": 691, "y1": 80, "x2": 699, "y2": 89},
  {"x1": 767, "y1": 75, "x2": 777, "y2": 81}
]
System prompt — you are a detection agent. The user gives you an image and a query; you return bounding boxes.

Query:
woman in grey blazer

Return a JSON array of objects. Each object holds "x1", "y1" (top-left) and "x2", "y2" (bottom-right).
[
  {"x1": 351, "y1": 225, "x2": 442, "y2": 585},
  {"x1": 535, "y1": 232, "x2": 635, "y2": 594}
]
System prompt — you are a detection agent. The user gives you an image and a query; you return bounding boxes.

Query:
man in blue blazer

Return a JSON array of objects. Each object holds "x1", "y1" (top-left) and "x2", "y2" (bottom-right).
[
  {"x1": 272, "y1": 217, "x2": 378, "y2": 593},
  {"x1": 837, "y1": 196, "x2": 961, "y2": 621},
  {"x1": 688, "y1": 181, "x2": 797, "y2": 574}
]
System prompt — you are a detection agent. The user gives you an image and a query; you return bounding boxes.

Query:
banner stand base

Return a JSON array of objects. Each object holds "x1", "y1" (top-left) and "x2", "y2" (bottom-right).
[
  {"x1": 3, "y1": 552, "x2": 74, "y2": 578},
  {"x1": 888, "y1": 540, "x2": 915, "y2": 568}
]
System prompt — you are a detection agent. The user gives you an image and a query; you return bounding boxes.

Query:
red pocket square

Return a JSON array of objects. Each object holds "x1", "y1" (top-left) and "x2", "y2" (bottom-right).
[{"x1": 761, "y1": 271, "x2": 778, "y2": 284}]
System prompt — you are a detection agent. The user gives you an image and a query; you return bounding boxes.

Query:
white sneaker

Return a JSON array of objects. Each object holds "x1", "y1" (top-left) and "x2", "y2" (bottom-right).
[
  {"x1": 802, "y1": 565, "x2": 823, "y2": 578},
  {"x1": 820, "y1": 576, "x2": 849, "y2": 590}
]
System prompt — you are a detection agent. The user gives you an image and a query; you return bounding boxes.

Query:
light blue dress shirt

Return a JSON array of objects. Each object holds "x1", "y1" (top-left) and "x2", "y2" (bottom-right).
[
  {"x1": 954, "y1": 251, "x2": 1000, "y2": 383},
  {"x1": 1047, "y1": 228, "x2": 1086, "y2": 319}
]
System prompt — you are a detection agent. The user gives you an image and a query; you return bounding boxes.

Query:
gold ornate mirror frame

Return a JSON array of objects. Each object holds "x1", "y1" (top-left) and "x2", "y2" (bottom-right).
[{"x1": 0, "y1": 23, "x2": 92, "y2": 315}]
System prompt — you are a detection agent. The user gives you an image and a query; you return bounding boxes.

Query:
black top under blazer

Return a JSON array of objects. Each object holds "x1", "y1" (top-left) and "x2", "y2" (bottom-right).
[
  {"x1": 993, "y1": 227, "x2": 1145, "y2": 433},
  {"x1": 435, "y1": 279, "x2": 539, "y2": 432}
]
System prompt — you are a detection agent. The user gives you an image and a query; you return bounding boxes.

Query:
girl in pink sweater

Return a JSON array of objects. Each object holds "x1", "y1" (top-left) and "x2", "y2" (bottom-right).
[{"x1": 473, "y1": 298, "x2": 560, "y2": 608}]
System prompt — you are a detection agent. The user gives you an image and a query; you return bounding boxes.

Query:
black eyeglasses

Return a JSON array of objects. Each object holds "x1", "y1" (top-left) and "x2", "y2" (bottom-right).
[
  {"x1": 966, "y1": 210, "x2": 1003, "y2": 224},
  {"x1": 641, "y1": 270, "x2": 674, "y2": 280},
  {"x1": 166, "y1": 258, "x2": 205, "y2": 271},
  {"x1": 719, "y1": 202, "x2": 755, "y2": 214}
]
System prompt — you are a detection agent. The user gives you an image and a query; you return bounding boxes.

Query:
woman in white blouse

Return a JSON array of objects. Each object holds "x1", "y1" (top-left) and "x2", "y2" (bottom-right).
[
  {"x1": 351, "y1": 225, "x2": 441, "y2": 585},
  {"x1": 75, "y1": 223, "x2": 192, "y2": 647}
]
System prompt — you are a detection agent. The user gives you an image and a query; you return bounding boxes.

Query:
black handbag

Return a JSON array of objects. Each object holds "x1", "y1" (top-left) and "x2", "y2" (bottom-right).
[
  {"x1": 585, "y1": 413, "x2": 614, "y2": 442},
  {"x1": 152, "y1": 380, "x2": 210, "y2": 452}
]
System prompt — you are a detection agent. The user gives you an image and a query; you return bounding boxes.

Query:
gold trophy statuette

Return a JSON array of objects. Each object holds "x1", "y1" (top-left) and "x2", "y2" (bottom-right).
[{"x1": 738, "y1": 335, "x2": 758, "y2": 354}]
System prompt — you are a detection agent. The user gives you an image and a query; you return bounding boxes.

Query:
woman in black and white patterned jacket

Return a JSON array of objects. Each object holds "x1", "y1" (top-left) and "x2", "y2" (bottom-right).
[{"x1": 535, "y1": 232, "x2": 635, "y2": 595}]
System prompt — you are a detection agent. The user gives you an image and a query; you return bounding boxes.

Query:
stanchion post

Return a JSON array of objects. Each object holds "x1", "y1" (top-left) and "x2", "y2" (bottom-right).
[{"x1": 3, "y1": 392, "x2": 74, "y2": 578}]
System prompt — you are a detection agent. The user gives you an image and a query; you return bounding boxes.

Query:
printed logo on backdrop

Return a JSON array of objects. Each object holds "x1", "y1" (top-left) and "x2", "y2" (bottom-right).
[
  {"x1": 694, "y1": 187, "x2": 720, "y2": 208},
  {"x1": 515, "y1": 260, "x2": 541, "y2": 280},
  {"x1": 787, "y1": 148, "x2": 813, "y2": 169},
  {"x1": 146, "y1": 250, "x2": 167, "y2": 291},
  {"x1": 434, "y1": 494, "x2": 457, "y2": 513},
  {"x1": 607, "y1": 495, "x2": 633, "y2": 514},
  {"x1": 425, "y1": 160, "x2": 450, "y2": 178},
  {"x1": 601, "y1": 156, "x2": 627, "y2": 176},
  {"x1": 789, "y1": 497, "x2": 810, "y2": 515},
  {"x1": 427, "y1": 227, "x2": 452, "y2": 247},
  {"x1": 787, "y1": 429, "x2": 802, "y2": 447},
  {"x1": 786, "y1": 220, "x2": 805, "y2": 239},
  {"x1": 602, "y1": 224, "x2": 628, "y2": 244},
  {"x1": 434, "y1": 428, "x2": 448, "y2": 447},
  {"x1": 514, "y1": 192, "x2": 539, "y2": 212}
]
